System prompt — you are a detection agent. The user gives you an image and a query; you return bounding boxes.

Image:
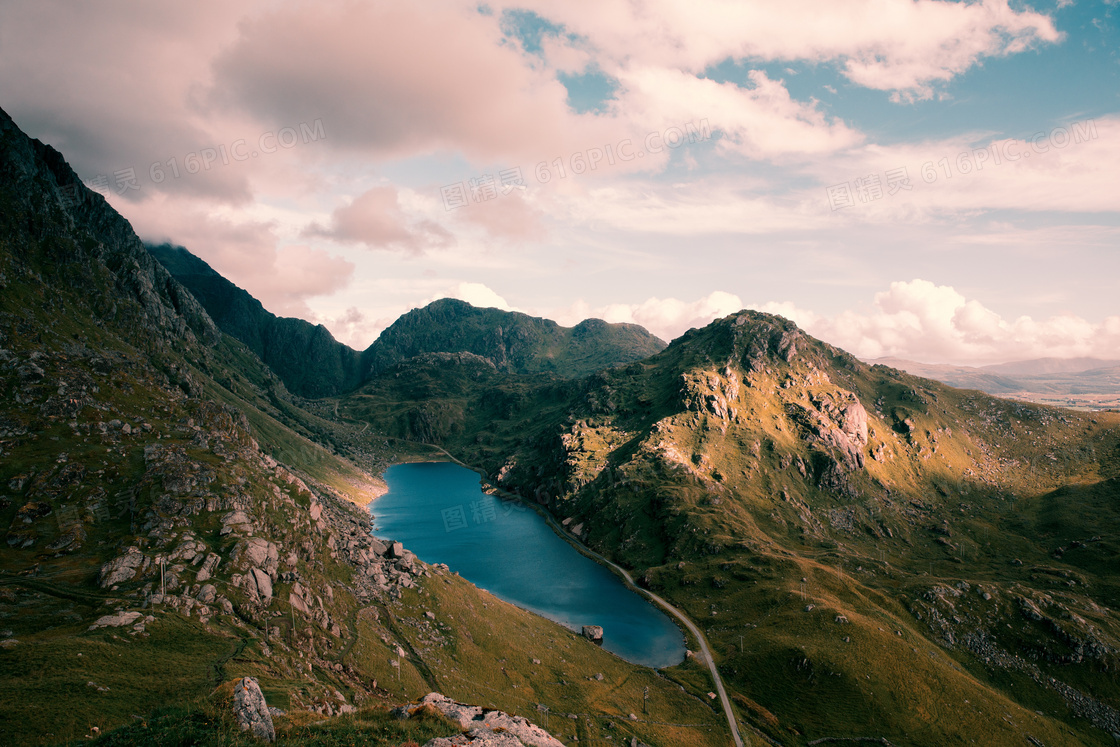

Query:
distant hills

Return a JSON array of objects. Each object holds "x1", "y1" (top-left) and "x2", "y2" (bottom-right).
[
  {"x1": 363, "y1": 297, "x2": 666, "y2": 380},
  {"x1": 874, "y1": 356, "x2": 1120, "y2": 404},
  {"x1": 984, "y1": 357, "x2": 1120, "y2": 376},
  {"x1": 150, "y1": 243, "x2": 667, "y2": 398}
]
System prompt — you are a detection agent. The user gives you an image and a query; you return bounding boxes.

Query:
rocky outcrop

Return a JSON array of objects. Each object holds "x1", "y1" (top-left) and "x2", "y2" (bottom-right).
[
  {"x1": 402, "y1": 693, "x2": 563, "y2": 747},
  {"x1": 786, "y1": 390, "x2": 869, "y2": 471},
  {"x1": 231, "y1": 538, "x2": 279, "y2": 578},
  {"x1": 233, "y1": 677, "x2": 275, "y2": 742},
  {"x1": 98, "y1": 547, "x2": 147, "y2": 588},
  {"x1": 88, "y1": 611, "x2": 141, "y2": 630},
  {"x1": 679, "y1": 368, "x2": 740, "y2": 421},
  {"x1": 734, "y1": 314, "x2": 802, "y2": 371},
  {"x1": 195, "y1": 553, "x2": 221, "y2": 582},
  {"x1": 247, "y1": 567, "x2": 273, "y2": 603}
]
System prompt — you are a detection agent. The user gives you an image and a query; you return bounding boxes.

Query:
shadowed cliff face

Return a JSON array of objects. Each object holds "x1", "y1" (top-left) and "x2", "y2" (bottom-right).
[
  {"x1": 147, "y1": 243, "x2": 366, "y2": 398},
  {"x1": 0, "y1": 109, "x2": 219, "y2": 353}
]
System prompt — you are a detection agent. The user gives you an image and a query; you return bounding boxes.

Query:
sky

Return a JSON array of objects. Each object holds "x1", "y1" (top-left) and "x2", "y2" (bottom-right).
[{"x1": 1, "y1": 0, "x2": 1118, "y2": 366}]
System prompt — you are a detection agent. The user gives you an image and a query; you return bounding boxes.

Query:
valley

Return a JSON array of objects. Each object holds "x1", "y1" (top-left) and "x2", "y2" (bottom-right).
[{"x1": 1, "y1": 103, "x2": 1118, "y2": 747}]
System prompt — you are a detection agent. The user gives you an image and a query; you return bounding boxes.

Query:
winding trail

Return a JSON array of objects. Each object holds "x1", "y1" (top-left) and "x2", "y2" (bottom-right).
[
  {"x1": 415, "y1": 445, "x2": 747, "y2": 747},
  {"x1": 535, "y1": 511, "x2": 747, "y2": 747}
]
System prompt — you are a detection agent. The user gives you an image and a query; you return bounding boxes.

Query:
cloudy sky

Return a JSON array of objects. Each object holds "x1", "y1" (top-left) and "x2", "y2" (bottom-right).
[{"x1": 2, "y1": 0, "x2": 1118, "y2": 365}]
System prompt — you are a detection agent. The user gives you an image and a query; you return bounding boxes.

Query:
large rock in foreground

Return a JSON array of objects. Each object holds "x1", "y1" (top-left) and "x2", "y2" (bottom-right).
[
  {"x1": 233, "y1": 677, "x2": 275, "y2": 742},
  {"x1": 404, "y1": 693, "x2": 563, "y2": 747}
]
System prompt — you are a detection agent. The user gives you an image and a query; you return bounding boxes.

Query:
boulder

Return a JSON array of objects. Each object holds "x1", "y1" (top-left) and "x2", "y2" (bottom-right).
[
  {"x1": 288, "y1": 585, "x2": 311, "y2": 615},
  {"x1": 195, "y1": 552, "x2": 221, "y2": 582},
  {"x1": 388, "y1": 541, "x2": 404, "y2": 559},
  {"x1": 582, "y1": 625, "x2": 604, "y2": 644},
  {"x1": 232, "y1": 538, "x2": 279, "y2": 577},
  {"x1": 197, "y1": 584, "x2": 217, "y2": 604},
  {"x1": 248, "y1": 567, "x2": 273, "y2": 603},
  {"x1": 89, "y1": 611, "x2": 142, "y2": 630},
  {"x1": 98, "y1": 547, "x2": 145, "y2": 588},
  {"x1": 232, "y1": 676, "x2": 275, "y2": 742}
]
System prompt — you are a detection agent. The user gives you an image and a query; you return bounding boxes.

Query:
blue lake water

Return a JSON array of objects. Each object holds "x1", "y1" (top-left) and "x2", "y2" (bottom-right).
[{"x1": 371, "y1": 461, "x2": 685, "y2": 669}]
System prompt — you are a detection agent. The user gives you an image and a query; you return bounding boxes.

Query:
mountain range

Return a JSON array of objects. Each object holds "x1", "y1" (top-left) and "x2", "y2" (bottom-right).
[
  {"x1": 875, "y1": 356, "x2": 1120, "y2": 408},
  {"x1": 148, "y1": 242, "x2": 666, "y2": 398},
  {"x1": 2, "y1": 103, "x2": 1120, "y2": 746}
]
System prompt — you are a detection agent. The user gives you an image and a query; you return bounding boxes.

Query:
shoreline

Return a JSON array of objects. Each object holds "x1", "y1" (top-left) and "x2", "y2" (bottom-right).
[
  {"x1": 368, "y1": 454, "x2": 688, "y2": 669},
  {"x1": 364, "y1": 446, "x2": 744, "y2": 746}
]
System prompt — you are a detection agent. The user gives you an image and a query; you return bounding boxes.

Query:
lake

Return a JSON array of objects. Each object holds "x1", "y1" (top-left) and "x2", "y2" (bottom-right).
[{"x1": 371, "y1": 461, "x2": 686, "y2": 669}]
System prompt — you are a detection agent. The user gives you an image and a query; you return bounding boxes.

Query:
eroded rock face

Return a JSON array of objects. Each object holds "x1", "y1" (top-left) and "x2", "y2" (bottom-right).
[
  {"x1": 233, "y1": 676, "x2": 275, "y2": 742},
  {"x1": 786, "y1": 391, "x2": 870, "y2": 471}
]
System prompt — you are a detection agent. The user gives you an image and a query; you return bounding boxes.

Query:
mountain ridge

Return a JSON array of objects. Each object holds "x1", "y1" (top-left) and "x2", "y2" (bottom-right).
[
  {"x1": 146, "y1": 243, "x2": 366, "y2": 398},
  {"x1": 6, "y1": 100, "x2": 1120, "y2": 745},
  {"x1": 150, "y1": 243, "x2": 668, "y2": 397}
]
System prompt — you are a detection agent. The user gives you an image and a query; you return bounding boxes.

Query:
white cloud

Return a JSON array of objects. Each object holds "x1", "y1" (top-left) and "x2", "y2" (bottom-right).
[
  {"x1": 615, "y1": 68, "x2": 862, "y2": 159},
  {"x1": 811, "y1": 116, "x2": 1120, "y2": 219},
  {"x1": 501, "y1": 0, "x2": 1060, "y2": 100},
  {"x1": 763, "y1": 279, "x2": 1120, "y2": 365}
]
